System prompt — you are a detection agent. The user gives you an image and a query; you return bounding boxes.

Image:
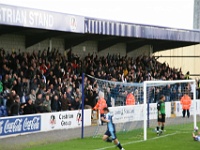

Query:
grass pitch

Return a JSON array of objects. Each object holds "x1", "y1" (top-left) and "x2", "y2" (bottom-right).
[{"x1": 23, "y1": 122, "x2": 200, "y2": 150}]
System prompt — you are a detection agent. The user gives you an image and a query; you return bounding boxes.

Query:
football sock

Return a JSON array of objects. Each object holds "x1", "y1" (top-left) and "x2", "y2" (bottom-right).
[
  {"x1": 106, "y1": 138, "x2": 112, "y2": 142},
  {"x1": 157, "y1": 126, "x2": 159, "y2": 131},
  {"x1": 117, "y1": 142, "x2": 122, "y2": 149},
  {"x1": 161, "y1": 125, "x2": 164, "y2": 131},
  {"x1": 187, "y1": 110, "x2": 190, "y2": 118},
  {"x1": 182, "y1": 110, "x2": 185, "y2": 117}
]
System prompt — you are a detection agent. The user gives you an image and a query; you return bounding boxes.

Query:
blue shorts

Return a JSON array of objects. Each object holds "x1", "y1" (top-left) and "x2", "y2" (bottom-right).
[
  {"x1": 105, "y1": 129, "x2": 117, "y2": 140},
  {"x1": 194, "y1": 136, "x2": 200, "y2": 141}
]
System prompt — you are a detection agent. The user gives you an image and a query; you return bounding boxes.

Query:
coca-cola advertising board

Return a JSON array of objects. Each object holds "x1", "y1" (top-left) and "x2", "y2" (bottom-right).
[{"x1": 0, "y1": 115, "x2": 41, "y2": 136}]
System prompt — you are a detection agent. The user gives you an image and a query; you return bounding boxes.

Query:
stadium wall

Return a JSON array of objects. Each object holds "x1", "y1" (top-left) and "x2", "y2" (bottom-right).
[
  {"x1": 154, "y1": 44, "x2": 200, "y2": 78},
  {"x1": 0, "y1": 34, "x2": 152, "y2": 59},
  {"x1": 71, "y1": 42, "x2": 127, "y2": 56},
  {"x1": 0, "y1": 34, "x2": 65, "y2": 53},
  {"x1": 99, "y1": 43, "x2": 126, "y2": 56},
  {"x1": 71, "y1": 43, "x2": 151, "y2": 57},
  {"x1": 0, "y1": 34, "x2": 25, "y2": 52},
  {"x1": 71, "y1": 41, "x2": 97, "y2": 56},
  {"x1": 27, "y1": 38, "x2": 65, "y2": 52},
  {"x1": 128, "y1": 45, "x2": 152, "y2": 58}
]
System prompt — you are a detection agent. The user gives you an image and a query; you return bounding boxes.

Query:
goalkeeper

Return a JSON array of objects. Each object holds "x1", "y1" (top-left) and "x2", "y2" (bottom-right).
[{"x1": 156, "y1": 95, "x2": 166, "y2": 135}]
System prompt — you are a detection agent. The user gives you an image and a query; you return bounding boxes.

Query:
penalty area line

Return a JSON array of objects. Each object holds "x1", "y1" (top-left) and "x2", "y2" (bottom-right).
[{"x1": 94, "y1": 132, "x2": 178, "y2": 150}]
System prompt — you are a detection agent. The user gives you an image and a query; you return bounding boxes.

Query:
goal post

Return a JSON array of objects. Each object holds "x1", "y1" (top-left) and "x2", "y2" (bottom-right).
[
  {"x1": 83, "y1": 74, "x2": 199, "y2": 141},
  {"x1": 143, "y1": 81, "x2": 147, "y2": 141},
  {"x1": 143, "y1": 79, "x2": 197, "y2": 140}
]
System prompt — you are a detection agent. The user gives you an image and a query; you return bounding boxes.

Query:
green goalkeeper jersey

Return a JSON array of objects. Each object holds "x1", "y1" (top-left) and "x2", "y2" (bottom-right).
[{"x1": 157, "y1": 100, "x2": 165, "y2": 114}]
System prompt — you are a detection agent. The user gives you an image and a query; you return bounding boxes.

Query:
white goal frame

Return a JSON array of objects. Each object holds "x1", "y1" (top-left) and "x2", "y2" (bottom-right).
[{"x1": 143, "y1": 79, "x2": 196, "y2": 141}]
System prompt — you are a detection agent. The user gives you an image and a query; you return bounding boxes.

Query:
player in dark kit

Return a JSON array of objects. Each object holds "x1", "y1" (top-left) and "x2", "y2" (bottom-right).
[
  {"x1": 156, "y1": 95, "x2": 166, "y2": 135},
  {"x1": 101, "y1": 107, "x2": 125, "y2": 150}
]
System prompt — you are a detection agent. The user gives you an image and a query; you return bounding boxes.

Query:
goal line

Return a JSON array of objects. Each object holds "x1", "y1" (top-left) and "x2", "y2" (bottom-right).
[{"x1": 94, "y1": 132, "x2": 184, "y2": 150}]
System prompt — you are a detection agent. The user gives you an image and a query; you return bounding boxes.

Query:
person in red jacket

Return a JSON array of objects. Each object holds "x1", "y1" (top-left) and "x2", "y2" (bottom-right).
[
  {"x1": 126, "y1": 92, "x2": 135, "y2": 105},
  {"x1": 180, "y1": 93, "x2": 192, "y2": 118},
  {"x1": 93, "y1": 91, "x2": 107, "y2": 125}
]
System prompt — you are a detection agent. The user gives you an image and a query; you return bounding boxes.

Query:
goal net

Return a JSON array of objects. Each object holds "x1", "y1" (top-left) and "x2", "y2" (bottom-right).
[
  {"x1": 85, "y1": 74, "x2": 144, "y2": 141},
  {"x1": 144, "y1": 80, "x2": 199, "y2": 140},
  {"x1": 84, "y1": 75, "x2": 199, "y2": 142}
]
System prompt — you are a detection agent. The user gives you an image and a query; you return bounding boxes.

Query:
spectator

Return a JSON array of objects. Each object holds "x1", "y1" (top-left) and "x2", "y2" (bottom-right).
[
  {"x1": 22, "y1": 98, "x2": 37, "y2": 115},
  {"x1": 10, "y1": 95, "x2": 21, "y2": 116},
  {"x1": 180, "y1": 92, "x2": 192, "y2": 118},
  {"x1": 171, "y1": 89, "x2": 178, "y2": 101},
  {"x1": 85, "y1": 85, "x2": 95, "y2": 109},
  {"x1": 93, "y1": 91, "x2": 107, "y2": 125},
  {"x1": 154, "y1": 88, "x2": 161, "y2": 103},
  {"x1": 185, "y1": 71, "x2": 190, "y2": 79},
  {"x1": 43, "y1": 94, "x2": 51, "y2": 112},
  {"x1": 6, "y1": 93, "x2": 15, "y2": 116},
  {"x1": 126, "y1": 92, "x2": 135, "y2": 105},
  {"x1": 0, "y1": 48, "x2": 193, "y2": 117},
  {"x1": 110, "y1": 84, "x2": 119, "y2": 102},
  {"x1": 29, "y1": 89, "x2": 36, "y2": 104},
  {"x1": 73, "y1": 75, "x2": 80, "y2": 89},
  {"x1": 106, "y1": 87, "x2": 112, "y2": 107},
  {"x1": 30, "y1": 78, "x2": 39, "y2": 91},
  {"x1": 60, "y1": 93, "x2": 71, "y2": 111},
  {"x1": 35, "y1": 93, "x2": 45, "y2": 113},
  {"x1": 51, "y1": 94, "x2": 61, "y2": 112},
  {"x1": 71, "y1": 96, "x2": 81, "y2": 110},
  {"x1": 65, "y1": 86, "x2": 74, "y2": 109},
  {"x1": 47, "y1": 71, "x2": 55, "y2": 85},
  {"x1": 163, "y1": 85, "x2": 171, "y2": 102},
  {"x1": 14, "y1": 76, "x2": 23, "y2": 102},
  {"x1": 71, "y1": 88, "x2": 82, "y2": 110}
]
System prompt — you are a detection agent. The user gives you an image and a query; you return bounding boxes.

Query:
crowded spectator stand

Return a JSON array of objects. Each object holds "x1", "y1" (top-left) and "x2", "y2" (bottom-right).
[{"x1": 0, "y1": 48, "x2": 196, "y2": 117}]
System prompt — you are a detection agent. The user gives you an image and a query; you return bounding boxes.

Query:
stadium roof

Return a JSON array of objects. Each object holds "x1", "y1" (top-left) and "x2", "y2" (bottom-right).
[{"x1": 0, "y1": 4, "x2": 200, "y2": 52}]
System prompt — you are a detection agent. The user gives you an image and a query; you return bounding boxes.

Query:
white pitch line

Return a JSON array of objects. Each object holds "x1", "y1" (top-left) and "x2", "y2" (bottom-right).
[{"x1": 94, "y1": 132, "x2": 178, "y2": 150}]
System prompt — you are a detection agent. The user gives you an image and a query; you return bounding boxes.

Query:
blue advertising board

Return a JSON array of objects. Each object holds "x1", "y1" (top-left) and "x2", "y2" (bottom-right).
[
  {"x1": 0, "y1": 115, "x2": 41, "y2": 136},
  {"x1": 0, "y1": 4, "x2": 84, "y2": 33}
]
